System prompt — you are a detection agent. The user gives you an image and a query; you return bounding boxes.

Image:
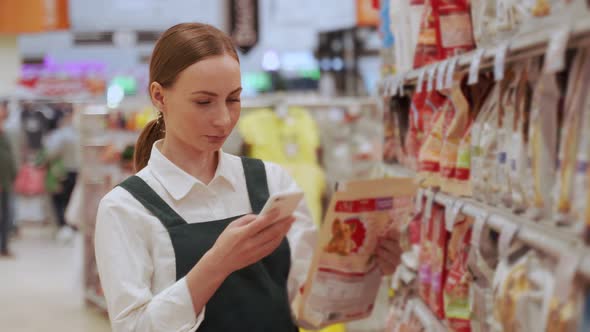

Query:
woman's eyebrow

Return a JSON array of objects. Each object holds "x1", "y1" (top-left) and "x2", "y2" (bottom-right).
[{"x1": 191, "y1": 87, "x2": 242, "y2": 96}]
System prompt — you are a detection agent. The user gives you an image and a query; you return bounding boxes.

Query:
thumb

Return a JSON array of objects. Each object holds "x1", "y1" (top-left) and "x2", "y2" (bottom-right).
[{"x1": 231, "y1": 214, "x2": 257, "y2": 227}]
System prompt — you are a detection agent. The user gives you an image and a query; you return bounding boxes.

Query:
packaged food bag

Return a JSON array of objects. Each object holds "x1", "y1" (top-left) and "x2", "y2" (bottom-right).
[
  {"x1": 417, "y1": 93, "x2": 451, "y2": 187},
  {"x1": 295, "y1": 178, "x2": 417, "y2": 329},
  {"x1": 543, "y1": 262, "x2": 585, "y2": 332},
  {"x1": 524, "y1": 72, "x2": 560, "y2": 220},
  {"x1": 428, "y1": 203, "x2": 449, "y2": 319},
  {"x1": 418, "y1": 197, "x2": 439, "y2": 304},
  {"x1": 444, "y1": 214, "x2": 473, "y2": 332},
  {"x1": 413, "y1": 0, "x2": 443, "y2": 67},
  {"x1": 440, "y1": 77, "x2": 472, "y2": 193},
  {"x1": 433, "y1": 0, "x2": 476, "y2": 58},
  {"x1": 554, "y1": 48, "x2": 590, "y2": 226}
]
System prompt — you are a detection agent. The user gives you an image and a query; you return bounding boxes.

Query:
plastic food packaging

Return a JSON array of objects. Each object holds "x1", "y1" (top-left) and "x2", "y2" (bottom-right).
[
  {"x1": 440, "y1": 77, "x2": 472, "y2": 193},
  {"x1": 554, "y1": 48, "x2": 590, "y2": 226},
  {"x1": 428, "y1": 203, "x2": 449, "y2": 319},
  {"x1": 444, "y1": 214, "x2": 473, "y2": 332},
  {"x1": 523, "y1": 66, "x2": 560, "y2": 220},
  {"x1": 295, "y1": 178, "x2": 417, "y2": 329}
]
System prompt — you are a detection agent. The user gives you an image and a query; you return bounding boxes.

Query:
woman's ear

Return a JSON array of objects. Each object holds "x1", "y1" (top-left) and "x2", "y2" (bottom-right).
[{"x1": 150, "y1": 82, "x2": 166, "y2": 112}]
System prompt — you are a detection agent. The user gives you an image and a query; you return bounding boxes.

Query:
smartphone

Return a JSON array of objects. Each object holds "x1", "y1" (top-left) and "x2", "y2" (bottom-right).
[{"x1": 259, "y1": 190, "x2": 304, "y2": 222}]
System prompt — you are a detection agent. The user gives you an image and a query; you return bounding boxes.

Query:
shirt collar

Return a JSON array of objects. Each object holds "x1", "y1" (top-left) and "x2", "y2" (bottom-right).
[{"x1": 148, "y1": 140, "x2": 237, "y2": 200}]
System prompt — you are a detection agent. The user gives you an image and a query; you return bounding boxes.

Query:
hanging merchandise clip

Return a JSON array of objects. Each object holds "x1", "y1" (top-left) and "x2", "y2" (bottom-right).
[
  {"x1": 494, "y1": 42, "x2": 509, "y2": 81},
  {"x1": 415, "y1": 188, "x2": 425, "y2": 213},
  {"x1": 544, "y1": 26, "x2": 571, "y2": 74},
  {"x1": 445, "y1": 57, "x2": 460, "y2": 89},
  {"x1": 445, "y1": 200, "x2": 465, "y2": 232},
  {"x1": 417, "y1": 68, "x2": 427, "y2": 93},
  {"x1": 387, "y1": 75, "x2": 400, "y2": 97},
  {"x1": 498, "y1": 221, "x2": 519, "y2": 258},
  {"x1": 424, "y1": 190, "x2": 435, "y2": 220},
  {"x1": 436, "y1": 60, "x2": 449, "y2": 90},
  {"x1": 426, "y1": 65, "x2": 437, "y2": 92},
  {"x1": 471, "y1": 211, "x2": 490, "y2": 250},
  {"x1": 398, "y1": 72, "x2": 406, "y2": 96},
  {"x1": 468, "y1": 48, "x2": 486, "y2": 85}
]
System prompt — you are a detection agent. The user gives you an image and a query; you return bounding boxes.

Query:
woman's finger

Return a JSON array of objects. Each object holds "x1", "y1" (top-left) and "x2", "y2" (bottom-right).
[
  {"x1": 376, "y1": 255, "x2": 395, "y2": 275},
  {"x1": 245, "y1": 210, "x2": 280, "y2": 234},
  {"x1": 251, "y1": 217, "x2": 295, "y2": 248},
  {"x1": 230, "y1": 214, "x2": 257, "y2": 227},
  {"x1": 379, "y1": 239, "x2": 401, "y2": 256}
]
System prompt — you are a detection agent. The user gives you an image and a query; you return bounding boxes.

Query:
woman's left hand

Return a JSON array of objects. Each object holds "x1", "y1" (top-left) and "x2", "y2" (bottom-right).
[{"x1": 375, "y1": 225, "x2": 402, "y2": 276}]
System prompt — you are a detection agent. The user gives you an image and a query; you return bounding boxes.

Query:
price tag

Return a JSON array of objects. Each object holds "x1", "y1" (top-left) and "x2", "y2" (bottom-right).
[
  {"x1": 498, "y1": 222, "x2": 519, "y2": 258},
  {"x1": 554, "y1": 253, "x2": 581, "y2": 303},
  {"x1": 427, "y1": 65, "x2": 437, "y2": 92},
  {"x1": 436, "y1": 60, "x2": 449, "y2": 90},
  {"x1": 445, "y1": 57, "x2": 460, "y2": 89},
  {"x1": 445, "y1": 200, "x2": 465, "y2": 232},
  {"x1": 468, "y1": 48, "x2": 486, "y2": 85},
  {"x1": 544, "y1": 27, "x2": 570, "y2": 74},
  {"x1": 415, "y1": 188, "x2": 425, "y2": 213},
  {"x1": 494, "y1": 42, "x2": 509, "y2": 81},
  {"x1": 417, "y1": 68, "x2": 427, "y2": 93},
  {"x1": 470, "y1": 212, "x2": 489, "y2": 250}
]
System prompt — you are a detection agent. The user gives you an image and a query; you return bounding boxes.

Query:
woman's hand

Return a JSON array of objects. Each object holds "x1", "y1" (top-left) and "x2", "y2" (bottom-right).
[
  {"x1": 375, "y1": 224, "x2": 402, "y2": 276},
  {"x1": 209, "y1": 210, "x2": 296, "y2": 276}
]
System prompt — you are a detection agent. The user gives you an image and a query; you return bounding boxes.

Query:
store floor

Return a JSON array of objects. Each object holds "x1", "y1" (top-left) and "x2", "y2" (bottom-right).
[{"x1": 0, "y1": 225, "x2": 111, "y2": 332}]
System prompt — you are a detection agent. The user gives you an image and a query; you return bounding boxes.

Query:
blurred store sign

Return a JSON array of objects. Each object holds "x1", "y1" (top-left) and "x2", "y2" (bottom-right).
[
  {"x1": 0, "y1": 0, "x2": 69, "y2": 33},
  {"x1": 17, "y1": 58, "x2": 106, "y2": 98},
  {"x1": 229, "y1": 0, "x2": 259, "y2": 54},
  {"x1": 356, "y1": 0, "x2": 380, "y2": 27},
  {"x1": 73, "y1": 32, "x2": 115, "y2": 46}
]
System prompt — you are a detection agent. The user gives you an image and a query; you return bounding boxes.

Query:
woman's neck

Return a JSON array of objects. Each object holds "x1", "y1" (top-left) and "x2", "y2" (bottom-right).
[{"x1": 160, "y1": 134, "x2": 218, "y2": 185}]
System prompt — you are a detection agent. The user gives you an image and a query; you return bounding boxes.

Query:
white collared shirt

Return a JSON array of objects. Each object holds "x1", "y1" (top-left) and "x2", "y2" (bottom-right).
[{"x1": 94, "y1": 141, "x2": 317, "y2": 332}]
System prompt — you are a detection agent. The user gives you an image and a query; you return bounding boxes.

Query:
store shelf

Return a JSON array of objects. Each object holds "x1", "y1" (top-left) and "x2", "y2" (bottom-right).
[
  {"x1": 424, "y1": 189, "x2": 590, "y2": 280},
  {"x1": 407, "y1": 298, "x2": 448, "y2": 332},
  {"x1": 382, "y1": 15, "x2": 590, "y2": 90}
]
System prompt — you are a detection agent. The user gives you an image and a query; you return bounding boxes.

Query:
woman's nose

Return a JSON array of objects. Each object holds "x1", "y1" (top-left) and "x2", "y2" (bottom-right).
[{"x1": 212, "y1": 104, "x2": 232, "y2": 128}]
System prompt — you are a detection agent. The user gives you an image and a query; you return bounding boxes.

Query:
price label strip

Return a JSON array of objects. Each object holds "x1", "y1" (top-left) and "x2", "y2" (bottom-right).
[
  {"x1": 544, "y1": 27, "x2": 571, "y2": 74},
  {"x1": 445, "y1": 200, "x2": 465, "y2": 232},
  {"x1": 398, "y1": 72, "x2": 406, "y2": 96},
  {"x1": 468, "y1": 48, "x2": 486, "y2": 85}
]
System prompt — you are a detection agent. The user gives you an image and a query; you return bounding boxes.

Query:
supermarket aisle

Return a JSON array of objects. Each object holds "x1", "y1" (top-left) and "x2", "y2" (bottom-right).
[{"x1": 0, "y1": 226, "x2": 111, "y2": 332}]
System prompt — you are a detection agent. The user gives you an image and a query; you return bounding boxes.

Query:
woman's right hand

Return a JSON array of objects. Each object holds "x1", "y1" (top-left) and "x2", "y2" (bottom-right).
[{"x1": 209, "y1": 211, "x2": 296, "y2": 276}]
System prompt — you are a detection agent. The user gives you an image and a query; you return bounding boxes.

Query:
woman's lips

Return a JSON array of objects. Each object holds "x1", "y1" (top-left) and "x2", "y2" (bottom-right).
[{"x1": 205, "y1": 135, "x2": 227, "y2": 143}]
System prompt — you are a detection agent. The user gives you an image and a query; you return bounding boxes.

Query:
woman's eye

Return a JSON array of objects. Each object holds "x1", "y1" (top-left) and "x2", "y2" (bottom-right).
[
  {"x1": 228, "y1": 98, "x2": 241, "y2": 103},
  {"x1": 195, "y1": 100, "x2": 211, "y2": 105}
]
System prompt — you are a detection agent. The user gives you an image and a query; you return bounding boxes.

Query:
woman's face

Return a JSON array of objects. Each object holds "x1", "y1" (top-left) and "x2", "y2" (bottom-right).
[{"x1": 153, "y1": 54, "x2": 242, "y2": 153}]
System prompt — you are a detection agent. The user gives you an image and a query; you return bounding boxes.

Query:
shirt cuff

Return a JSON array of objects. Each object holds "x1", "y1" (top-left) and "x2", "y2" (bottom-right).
[{"x1": 151, "y1": 276, "x2": 205, "y2": 331}]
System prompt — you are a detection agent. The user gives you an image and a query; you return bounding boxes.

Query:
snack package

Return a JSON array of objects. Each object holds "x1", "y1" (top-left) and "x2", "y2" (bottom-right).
[
  {"x1": 295, "y1": 178, "x2": 417, "y2": 329},
  {"x1": 543, "y1": 241, "x2": 585, "y2": 332},
  {"x1": 433, "y1": 0, "x2": 476, "y2": 58},
  {"x1": 391, "y1": 0, "x2": 425, "y2": 72},
  {"x1": 577, "y1": 291, "x2": 590, "y2": 332},
  {"x1": 443, "y1": 214, "x2": 473, "y2": 332},
  {"x1": 428, "y1": 203, "x2": 449, "y2": 319},
  {"x1": 406, "y1": 88, "x2": 431, "y2": 169},
  {"x1": 417, "y1": 93, "x2": 450, "y2": 187},
  {"x1": 573, "y1": 83, "x2": 590, "y2": 234},
  {"x1": 554, "y1": 48, "x2": 590, "y2": 226},
  {"x1": 413, "y1": 0, "x2": 443, "y2": 67},
  {"x1": 470, "y1": 83, "x2": 500, "y2": 202},
  {"x1": 475, "y1": 84, "x2": 502, "y2": 204},
  {"x1": 418, "y1": 200, "x2": 437, "y2": 304},
  {"x1": 440, "y1": 77, "x2": 472, "y2": 193},
  {"x1": 524, "y1": 72, "x2": 560, "y2": 220},
  {"x1": 467, "y1": 218, "x2": 499, "y2": 332},
  {"x1": 495, "y1": 69, "x2": 521, "y2": 208},
  {"x1": 471, "y1": 0, "x2": 497, "y2": 47}
]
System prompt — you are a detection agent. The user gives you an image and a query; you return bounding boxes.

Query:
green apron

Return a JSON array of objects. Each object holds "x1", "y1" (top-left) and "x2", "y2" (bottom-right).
[{"x1": 119, "y1": 157, "x2": 298, "y2": 331}]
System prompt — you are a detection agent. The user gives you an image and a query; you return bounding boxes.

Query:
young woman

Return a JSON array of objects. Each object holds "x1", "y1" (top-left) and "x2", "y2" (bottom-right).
[{"x1": 95, "y1": 23, "x2": 401, "y2": 332}]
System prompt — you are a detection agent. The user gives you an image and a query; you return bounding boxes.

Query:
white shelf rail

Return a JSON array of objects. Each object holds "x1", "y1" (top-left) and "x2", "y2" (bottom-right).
[{"x1": 425, "y1": 189, "x2": 590, "y2": 280}]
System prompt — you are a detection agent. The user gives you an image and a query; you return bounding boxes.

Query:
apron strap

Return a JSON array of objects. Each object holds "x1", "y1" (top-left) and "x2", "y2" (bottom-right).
[
  {"x1": 240, "y1": 157, "x2": 270, "y2": 214},
  {"x1": 118, "y1": 176, "x2": 187, "y2": 229}
]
